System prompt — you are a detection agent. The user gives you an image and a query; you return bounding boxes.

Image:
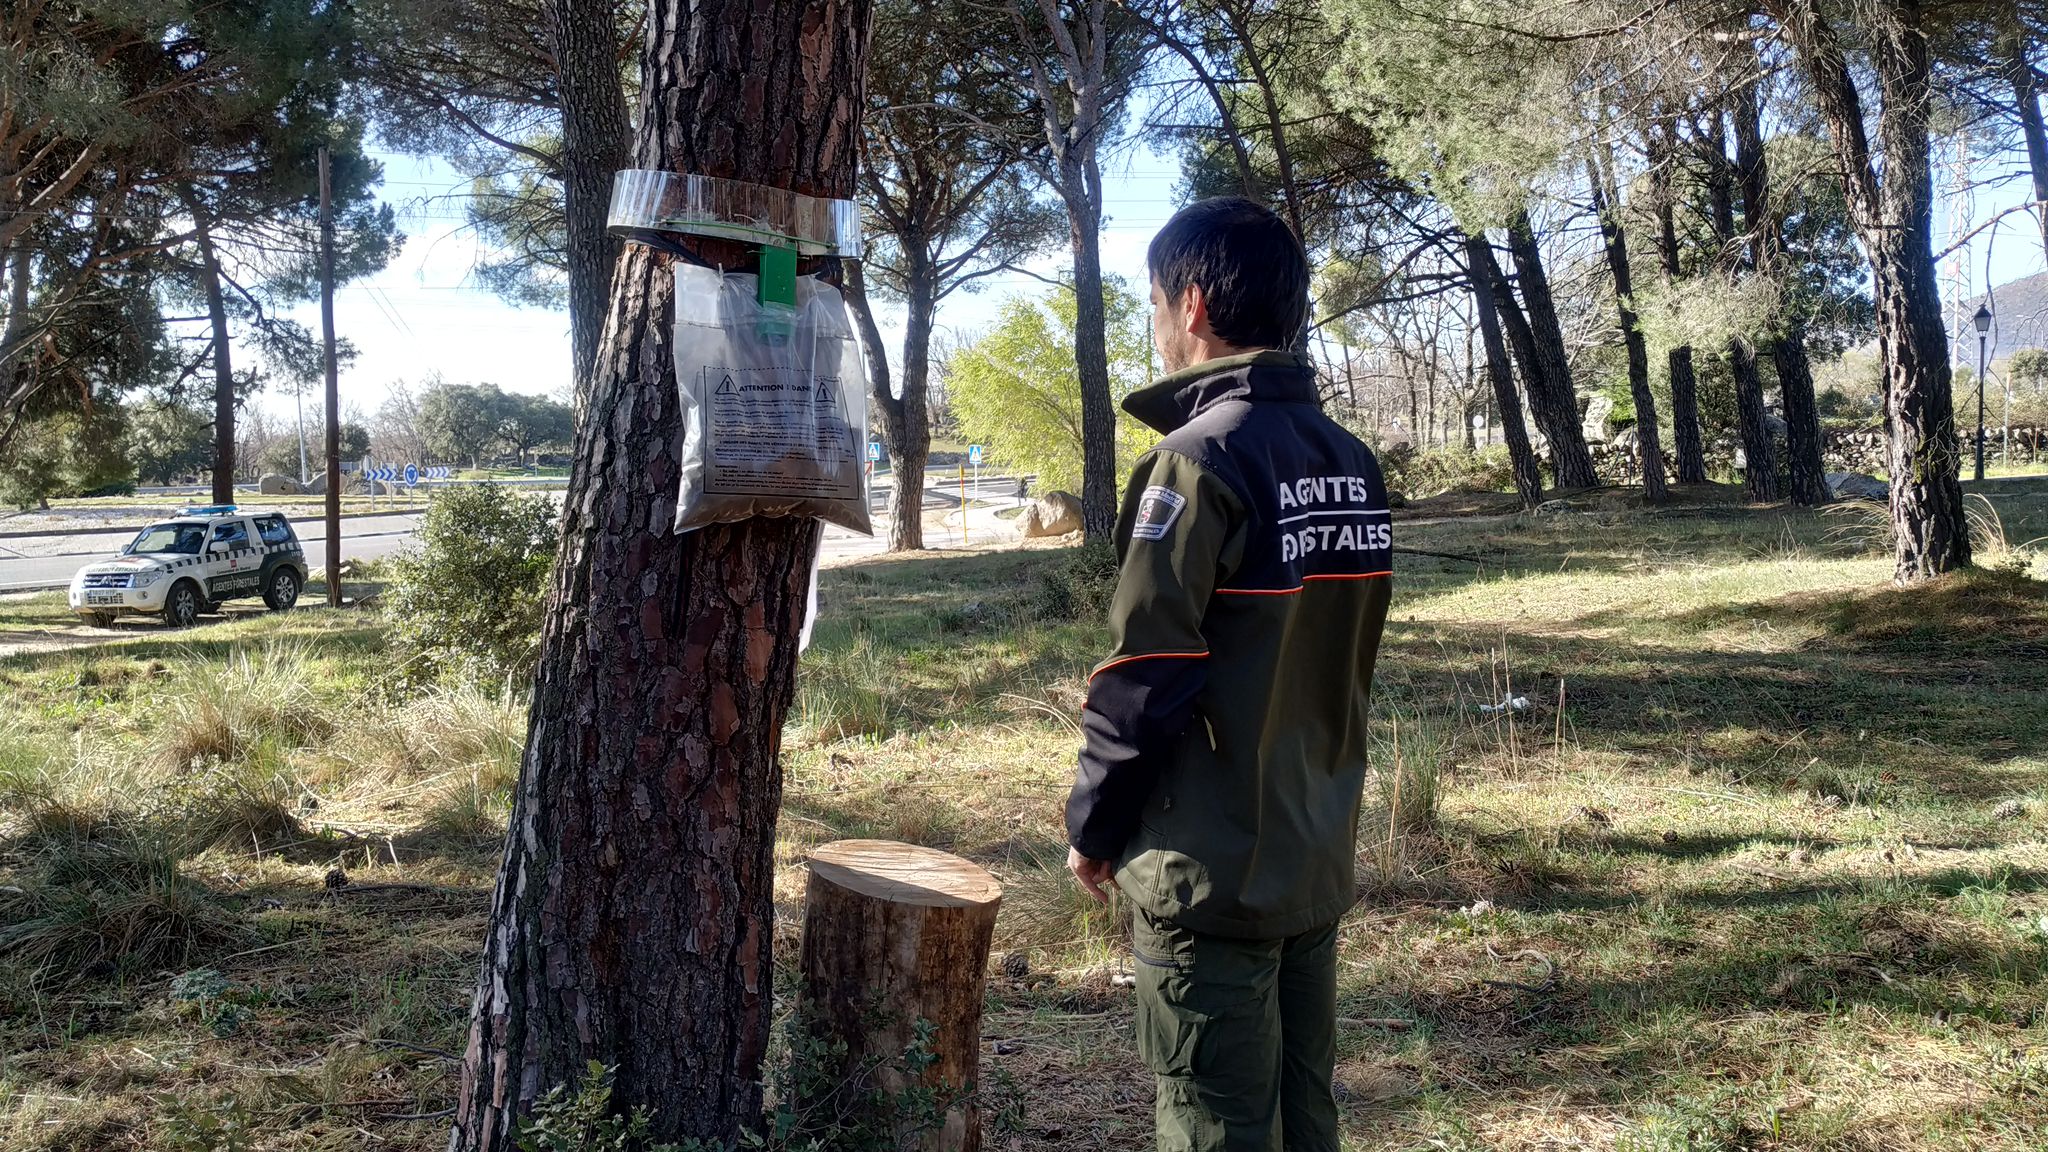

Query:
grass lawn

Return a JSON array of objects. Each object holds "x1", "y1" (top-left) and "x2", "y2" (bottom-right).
[{"x1": 2, "y1": 490, "x2": 2045, "y2": 1150}]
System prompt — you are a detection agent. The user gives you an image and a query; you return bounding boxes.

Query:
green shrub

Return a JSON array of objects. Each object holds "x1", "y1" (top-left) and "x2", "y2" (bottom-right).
[
  {"x1": 1030, "y1": 543, "x2": 1120, "y2": 622},
  {"x1": 1379, "y1": 444, "x2": 1515, "y2": 499},
  {"x1": 387, "y1": 484, "x2": 559, "y2": 686}
]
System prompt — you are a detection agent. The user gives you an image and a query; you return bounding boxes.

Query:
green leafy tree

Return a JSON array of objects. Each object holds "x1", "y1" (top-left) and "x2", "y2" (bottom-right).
[
  {"x1": 128, "y1": 402, "x2": 215, "y2": 485},
  {"x1": 947, "y1": 278, "x2": 1155, "y2": 493},
  {"x1": 495, "y1": 393, "x2": 574, "y2": 464},
  {"x1": 0, "y1": 400, "x2": 132, "y2": 509},
  {"x1": 419, "y1": 382, "x2": 510, "y2": 468},
  {"x1": 258, "y1": 421, "x2": 368, "y2": 475},
  {"x1": 844, "y1": 0, "x2": 1059, "y2": 552},
  {"x1": 387, "y1": 483, "x2": 558, "y2": 685}
]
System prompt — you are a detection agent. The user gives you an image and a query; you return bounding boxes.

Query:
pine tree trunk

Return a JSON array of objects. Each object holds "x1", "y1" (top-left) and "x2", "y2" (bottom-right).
[
  {"x1": 1505, "y1": 211, "x2": 1597, "y2": 488},
  {"x1": 1728, "y1": 336, "x2": 1779, "y2": 501},
  {"x1": 892, "y1": 262, "x2": 936, "y2": 552},
  {"x1": 1667, "y1": 348, "x2": 1707, "y2": 484},
  {"x1": 2007, "y1": 32, "x2": 2048, "y2": 263},
  {"x1": 543, "y1": 0, "x2": 632, "y2": 392},
  {"x1": 1708, "y1": 107, "x2": 1778, "y2": 503},
  {"x1": 193, "y1": 208, "x2": 236, "y2": 506},
  {"x1": 1472, "y1": 237, "x2": 1555, "y2": 483},
  {"x1": 1065, "y1": 158, "x2": 1118, "y2": 541},
  {"x1": 448, "y1": 2, "x2": 871, "y2": 1149},
  {"x1": 1587, "y1": 153, "x2": 1667, "y2": 504},
  {"x1": 1653, "y1": 178, "x2": 1707, "y2": 484},
  {"x1": 1774, "y1": 323, "x2": 1830, "y2": 505},
  {"x1": 1731, "y1": 68, "x2": 1826, "y2": 506},
  {"x1": 1775, "y1": 0, "x2": 1967, "y2": 579},
  {"x1": 1465, "y1": 236, "x2": 1542, "y2": 508}
]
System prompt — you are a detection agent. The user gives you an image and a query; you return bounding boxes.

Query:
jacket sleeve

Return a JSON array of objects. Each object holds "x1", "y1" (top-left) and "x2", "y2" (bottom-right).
[{"x1": 1066, "y1": 449, "x2": 1245, "y2": 861}]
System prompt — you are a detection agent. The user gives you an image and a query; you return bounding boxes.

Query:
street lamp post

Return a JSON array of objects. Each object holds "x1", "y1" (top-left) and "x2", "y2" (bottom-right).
[{"x1": 1974, "y1": 304, "x2": 1992, "y2": 483}]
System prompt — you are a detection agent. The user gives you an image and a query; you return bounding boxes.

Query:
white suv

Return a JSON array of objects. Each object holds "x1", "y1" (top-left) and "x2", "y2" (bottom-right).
[{"x1": 69, "y1": 506, "x2": 310, "y2": 628}]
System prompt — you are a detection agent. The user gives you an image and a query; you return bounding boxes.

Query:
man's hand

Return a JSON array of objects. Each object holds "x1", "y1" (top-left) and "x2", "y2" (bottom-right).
[{"x1": 1068, "y1": 847, "x2": 1116, "y2": 905}]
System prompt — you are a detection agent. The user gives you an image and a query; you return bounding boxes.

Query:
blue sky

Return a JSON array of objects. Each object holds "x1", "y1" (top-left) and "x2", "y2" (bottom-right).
[
  {"x1": 277, "y1": 136, "x2": 2045, "y2": 425},
  {"x1": 279, "y1": 144, "x2": 1188, "y2": 421}
]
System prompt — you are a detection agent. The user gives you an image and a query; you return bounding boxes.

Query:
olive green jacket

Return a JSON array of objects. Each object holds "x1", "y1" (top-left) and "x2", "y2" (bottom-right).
[{"x1": 1066, "y1": 351, "x2": 1393, "y2": 938}]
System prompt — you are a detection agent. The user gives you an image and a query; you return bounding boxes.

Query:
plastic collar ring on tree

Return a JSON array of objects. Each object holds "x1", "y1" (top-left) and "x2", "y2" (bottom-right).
[
  {"x1": 608, "y1": 170, "x2": 859, "y2": 331},
  {"x1": 606, "y1": 170, "x2": 862, "y2": 258}
]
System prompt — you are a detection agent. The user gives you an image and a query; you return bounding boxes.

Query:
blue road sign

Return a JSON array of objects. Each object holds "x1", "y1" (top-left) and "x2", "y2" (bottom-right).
[
  {"x1": 405, "y1": 463, "x2": 419, "y2": 486},
  {"x1": 968, "y1": 444, "x2": 983, "y2": 466},
  {"x1": 868, "y1": 442, "x2": 882, "y2": 462}
]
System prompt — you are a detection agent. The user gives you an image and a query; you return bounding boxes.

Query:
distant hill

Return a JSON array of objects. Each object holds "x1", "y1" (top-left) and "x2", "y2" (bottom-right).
[{"x1": 1957, "y1": 270, "x2": 2048, "y2": 362}]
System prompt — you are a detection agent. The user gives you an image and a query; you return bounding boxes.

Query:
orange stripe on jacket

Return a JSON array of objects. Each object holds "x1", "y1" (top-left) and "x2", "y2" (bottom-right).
[
  {"x1": 1213, "y1": 570, "x2": 1393, "y2": 597},
  {"x1": 1089, "y1": 651, "x2": 1211, "y2": 681}
]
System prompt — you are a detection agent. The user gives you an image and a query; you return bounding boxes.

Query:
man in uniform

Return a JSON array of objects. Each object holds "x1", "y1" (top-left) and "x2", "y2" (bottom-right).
[{"x1": 1065, "y1": 197, "x2": 1394, "y2": 1152}]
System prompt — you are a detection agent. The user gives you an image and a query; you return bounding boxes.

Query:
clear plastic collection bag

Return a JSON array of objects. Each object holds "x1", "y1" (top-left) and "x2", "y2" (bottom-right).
[{"x1": 671, "y1": 263, "x2": 872, "y2": 535}]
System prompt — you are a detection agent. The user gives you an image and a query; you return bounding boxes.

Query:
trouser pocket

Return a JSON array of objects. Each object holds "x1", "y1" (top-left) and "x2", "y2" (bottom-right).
[{"x1": 1132, "y1": 907, "x2": 1288, "y2": 1150}]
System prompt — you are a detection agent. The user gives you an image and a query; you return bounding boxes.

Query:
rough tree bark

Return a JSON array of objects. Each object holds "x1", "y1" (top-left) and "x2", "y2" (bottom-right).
[
  {"x1": 542, "y1": 0, "x2": 633, "y2": 391},
  {"x1": 1586, "y1": 150, "x2": 1668, "y2": 504},
  {"x1": 1651, "y1": 128, "x2": 1707, "y2": 484},
  {"x1": 844, "y1": 259, "x2": 933, "y2": 552},
  {"x1": 1064, "y1": 157, "x2": 1119, "y2": 540},
  {"x1": 1011, "y1": 0, "x2": 1119, "y2": 541},
  {"x1": 448, "y1": 2, "x2": 871, "y2": 1148},
  {"x1": 1465, "y1": 235, "x2": 1543, "y2": 508},
  {"x1": 2006, "y1": 30, "x2": 2048, "y2": 263},
  {"x1": 1472, "y1": 236, "x2": 1557, "y2": 477},
  {"x1": 891, "y1": 257, "x2": 937, "y2": 552},
  {"x1": 1504, "y1": 209, "x2": 1599, "y2": 488},
  {"x1": 189, "y1": 198, "x2": 237, "y2": 506},
  {"x1": 1706, "y1": 110, "x2": 1779, "y2": 501},
  {"x1": 1732, "y1": 70, "x2": 1828, "y2": 506},
  {"x1": 1772, "y1": 0, "x2": 1967, "y2": 580}
]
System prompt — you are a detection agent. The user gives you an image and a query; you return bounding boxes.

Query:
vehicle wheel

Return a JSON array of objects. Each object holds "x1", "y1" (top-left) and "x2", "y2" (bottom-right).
[
  {"x1": 86, "y1": 611, "x2": 116, "y2": 629},
  {"x1": 165, "y1": 581, "x2": 202, "y2": 628},
  {"x1": 263, "y1": 567, "x2": 301, "y2": 612}
]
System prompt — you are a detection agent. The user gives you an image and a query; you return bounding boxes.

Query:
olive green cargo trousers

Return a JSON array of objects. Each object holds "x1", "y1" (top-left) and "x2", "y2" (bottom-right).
[{"x1": 1131, "y1": 907, "x2": 1341, "y2": 1152}]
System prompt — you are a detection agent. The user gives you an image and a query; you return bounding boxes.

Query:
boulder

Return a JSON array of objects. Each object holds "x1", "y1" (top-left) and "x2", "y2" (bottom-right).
[
  {"x1": 1826, "y1": 472, "x2": 1889, "y2": 501},
  {"x1": 1019, "y1": 491, "x2": 1084, "y2": 538},
  {"x1": 304, "y1": 471, "x2": 367, "y2": 496},
  {"x1": 1611, "y1": 425, "x2": 1641, "y2": 454},
  {"x1": 1581, "y1": 395, "x2": 1616, "y2": 444},
  {"x1": 258, "y1": 473, "x2": 303, "y2": 496}
]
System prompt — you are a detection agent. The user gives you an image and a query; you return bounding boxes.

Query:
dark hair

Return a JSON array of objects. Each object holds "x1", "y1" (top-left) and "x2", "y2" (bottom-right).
[{"x1": 1147, "y1": 197, "x2": 1309, "y2": 350}]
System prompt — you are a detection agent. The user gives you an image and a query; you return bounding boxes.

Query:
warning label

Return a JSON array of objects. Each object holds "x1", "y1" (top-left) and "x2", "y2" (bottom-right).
[{"x1": 700, "y1": 365, "x2": 859, "y2": 500}]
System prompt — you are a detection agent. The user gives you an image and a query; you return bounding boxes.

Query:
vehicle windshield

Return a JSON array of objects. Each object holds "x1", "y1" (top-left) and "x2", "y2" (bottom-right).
[{"x1": 125, "y1": 522, "x2": 205, "y2": 555}]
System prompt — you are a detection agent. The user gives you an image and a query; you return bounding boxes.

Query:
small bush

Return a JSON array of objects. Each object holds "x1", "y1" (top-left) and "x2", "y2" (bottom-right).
[
  {"x1": 1030, "y1": 543, "x2": 1120, "y2": 622},
  {"x1": 1379, "y1": 444, "x2": 1515, "y2": 500},
  {"x1": 386, "y1": 484, "x2": 559, "y2": 686},
  {"x1": 516, "y1": 1061, "x2": 687, "y2": 1152}
]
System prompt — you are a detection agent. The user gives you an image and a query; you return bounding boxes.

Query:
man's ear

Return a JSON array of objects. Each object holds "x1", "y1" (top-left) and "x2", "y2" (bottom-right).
[{"x1": 1180, "y1": 283, "x2": 1208, "y2": 336}]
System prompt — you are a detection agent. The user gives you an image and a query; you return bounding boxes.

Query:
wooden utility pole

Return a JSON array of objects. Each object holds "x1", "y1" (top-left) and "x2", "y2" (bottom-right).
[
  {"x1": 319, "y1": 147, "x2": 341, "y2": 608},
  {"x1": 448, "y1": 2, "x2": 872, "y2": 1148}
]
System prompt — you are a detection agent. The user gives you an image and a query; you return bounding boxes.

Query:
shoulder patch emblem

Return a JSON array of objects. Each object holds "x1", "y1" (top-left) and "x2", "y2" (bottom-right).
[{"x1": 1130, "y1": 485, "x2": 1187, "y2": 541}]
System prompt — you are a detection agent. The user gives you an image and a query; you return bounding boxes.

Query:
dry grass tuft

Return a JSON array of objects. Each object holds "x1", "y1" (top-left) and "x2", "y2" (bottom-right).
[{"x1": 157, "y1": 642, "x2": 337, "y2": 770}]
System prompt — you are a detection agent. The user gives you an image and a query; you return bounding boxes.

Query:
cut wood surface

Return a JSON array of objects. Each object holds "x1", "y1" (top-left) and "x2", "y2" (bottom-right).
[{"x1": 801, "y1": 839, "x2": 1002, "y2": 1151}]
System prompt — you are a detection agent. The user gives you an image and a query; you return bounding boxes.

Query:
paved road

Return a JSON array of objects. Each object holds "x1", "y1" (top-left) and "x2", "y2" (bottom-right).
[{"x1": 0, "y1": 476, "x2": 1030, "y2": 591}]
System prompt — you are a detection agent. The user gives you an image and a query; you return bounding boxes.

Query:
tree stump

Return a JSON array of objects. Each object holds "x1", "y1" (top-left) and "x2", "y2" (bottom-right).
[{"x1": 800, "y1": 840, "x2": 1002, "y2": 1151}]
